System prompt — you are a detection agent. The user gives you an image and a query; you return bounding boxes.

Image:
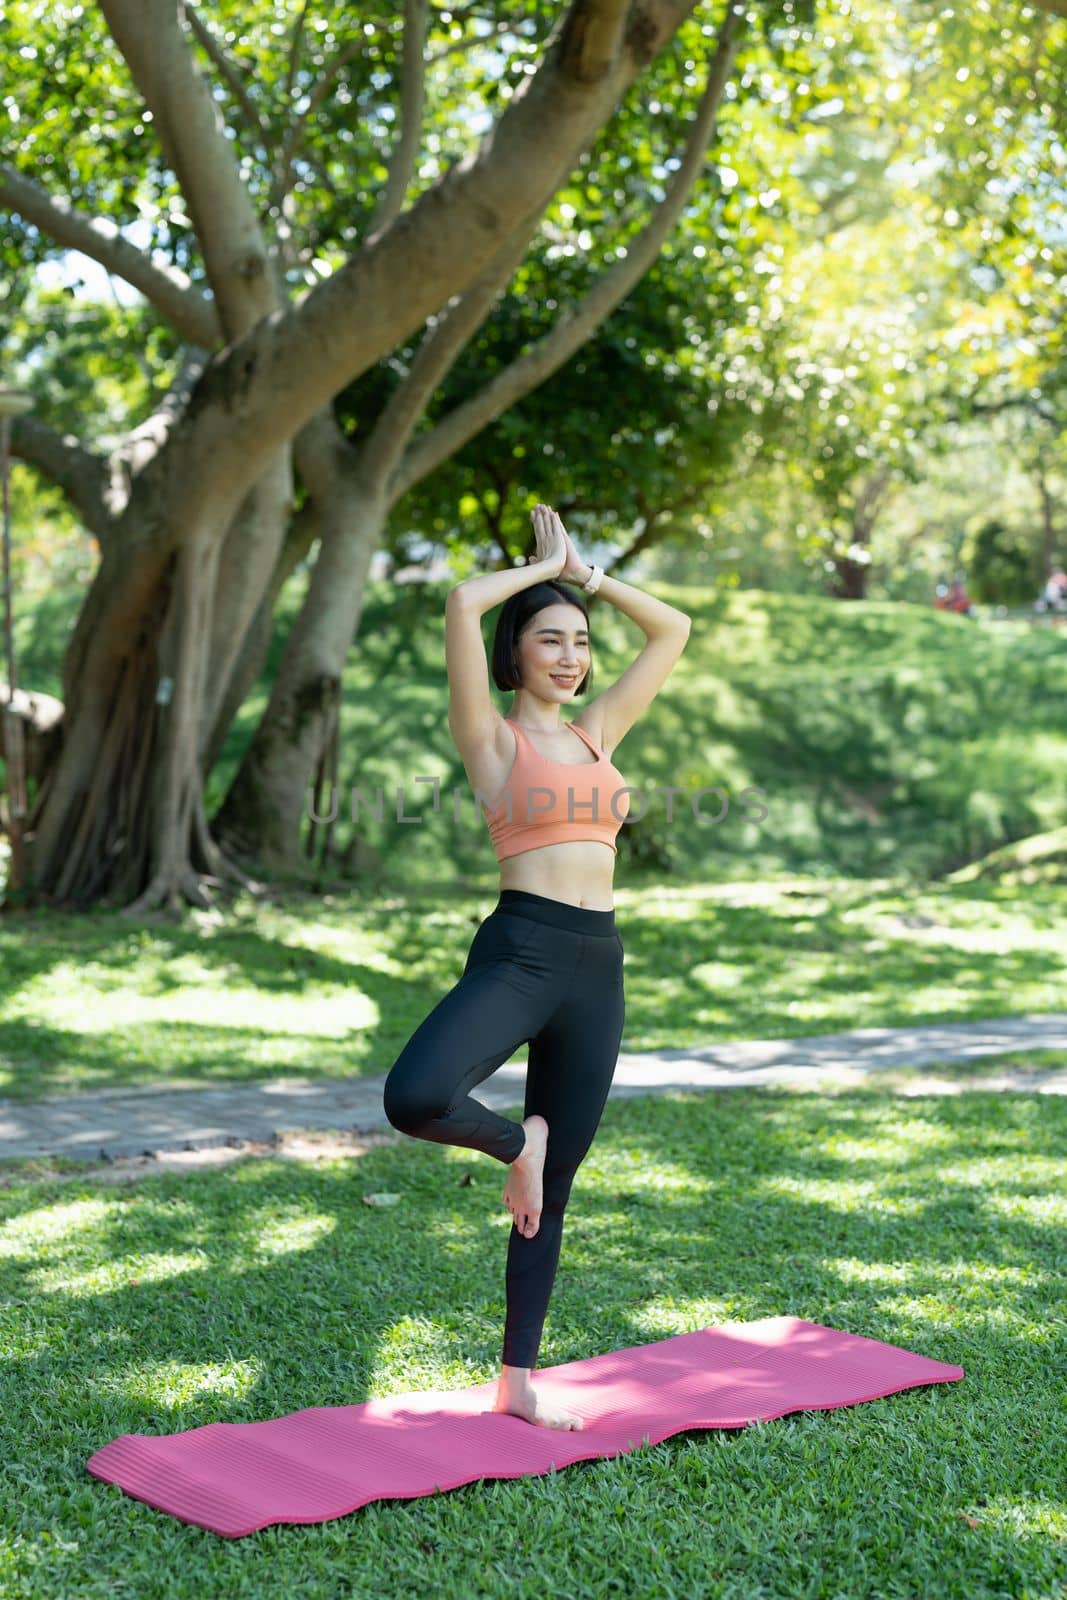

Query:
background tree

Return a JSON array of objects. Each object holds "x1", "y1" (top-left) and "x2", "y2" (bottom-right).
[{"x1": 1, "y1": 0, "x2": 769, "y2": 913}]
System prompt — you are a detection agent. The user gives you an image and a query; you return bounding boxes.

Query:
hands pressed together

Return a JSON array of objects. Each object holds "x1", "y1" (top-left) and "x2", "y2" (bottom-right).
[{"x1": 530, "y1": 504, "x2": 588, "y2": 584}]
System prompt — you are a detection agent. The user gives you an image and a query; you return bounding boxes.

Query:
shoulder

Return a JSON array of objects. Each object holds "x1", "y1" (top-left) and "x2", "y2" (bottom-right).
[{"x1": 569, "y1": 711, "x2": 611, "y2": 758}]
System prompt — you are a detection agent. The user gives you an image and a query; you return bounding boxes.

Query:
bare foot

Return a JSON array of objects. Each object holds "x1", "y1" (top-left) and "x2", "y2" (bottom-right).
[
  {"x1": 502, "y1": 1114, "x2": 548, "y2": 1238},
  {"x1": 493, "y1": 1383, "x2": 584, "y2": 1430}
]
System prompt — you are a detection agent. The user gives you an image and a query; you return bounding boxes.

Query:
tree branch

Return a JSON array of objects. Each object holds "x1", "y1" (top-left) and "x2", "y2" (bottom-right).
[
  {"x1": 273, "y1": 31, "x2": 372, "y2": 202},
  {"x1": 284, "y1": 0, "x2": 313, "y2": 102},
  {"x1": 122, "y1": 0, "x2": 701, "y2": 538},
  {"x1": 185, "y1": 5, "x2": 272, "y2": 150},
  {"x1": 388, "y1": 0, "x2": 745, "y2": 503},
  {"x1": 937, "y1": 391, "x2": 1064, "y2": 430},
  {"x1": 99, "y1": 0, "x2": 281, "y2": 337},
  {"x1": 363, "y1": 0, "x2": 430, "y2": 239},
  {"x1": 116, "y1": 346, "x2": 212, "y2": 492},
  {"x1": 427, "y1": 17, "x2": 520, "y2": 67},
  {"x1": 9, "y1": 347, "x2": 217, "y2": 546},
  {"x1": 0, "y1": 163, "x2": 219, "y2": 347},
  {"x1": 9, "y1": 417, "x2": 114, "y2": 544},
  {"x1": 360, "y1": 200, "x2": 548, "y2": 479},
  {"x1": 555, "y1": 0, "x2": 633, "y2": 83}
]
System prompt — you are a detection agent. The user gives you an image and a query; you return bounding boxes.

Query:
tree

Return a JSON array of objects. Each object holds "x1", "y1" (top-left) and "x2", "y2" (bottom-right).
[{"x1": 2, "y1": 0, "x2": 765, "y2": 913}]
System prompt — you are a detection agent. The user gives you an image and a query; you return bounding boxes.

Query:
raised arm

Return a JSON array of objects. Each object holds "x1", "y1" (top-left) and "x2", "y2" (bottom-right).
[{"x1": 444, "y1": 509, "x2": 565, "y2": 755}]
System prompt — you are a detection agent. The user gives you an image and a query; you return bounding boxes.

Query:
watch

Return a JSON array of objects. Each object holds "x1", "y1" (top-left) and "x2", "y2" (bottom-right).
[{"x1": 581, "y1": 563, "x2": 604, "y2": 595}]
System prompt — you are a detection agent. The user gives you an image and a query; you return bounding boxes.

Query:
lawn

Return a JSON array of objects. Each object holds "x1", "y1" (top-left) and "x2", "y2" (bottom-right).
[
  {"x1": 0, "y1": 1083, "x2": 1062, "y2": 1598},
  {"x1": 1, "y1": 875, "x2": 1065, "y2": 1101}
]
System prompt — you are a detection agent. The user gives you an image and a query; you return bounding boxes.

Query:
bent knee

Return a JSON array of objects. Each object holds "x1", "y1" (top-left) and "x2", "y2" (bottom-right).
[{"x1": 383, "y1": 1070, "x2": 444, "y2": 1134}]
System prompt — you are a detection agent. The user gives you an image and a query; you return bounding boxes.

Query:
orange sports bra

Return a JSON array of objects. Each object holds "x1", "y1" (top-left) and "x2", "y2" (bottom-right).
[{"x1": 483, "y1": 717, "x2": 631, "y2": 862}]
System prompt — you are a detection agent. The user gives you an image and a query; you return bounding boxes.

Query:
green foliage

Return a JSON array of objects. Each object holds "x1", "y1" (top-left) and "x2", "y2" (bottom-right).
[
  {"x1": 3, "y1": 0, "x2": 1064, "y2": 608},
  {"x1": 264, "y1": 580, "x2": 1067, "y2": 886}
]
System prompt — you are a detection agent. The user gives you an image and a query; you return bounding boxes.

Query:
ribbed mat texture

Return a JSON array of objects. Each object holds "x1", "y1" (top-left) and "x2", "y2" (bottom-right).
[{"x1": 87, "y1": 1316, "x2": 963, "y2": 1537}]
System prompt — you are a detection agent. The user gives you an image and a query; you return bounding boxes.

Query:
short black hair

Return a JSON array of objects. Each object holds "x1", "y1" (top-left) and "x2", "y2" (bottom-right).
[{"x1": 490, "y1": 580, "x2": 594, "y2": 696}]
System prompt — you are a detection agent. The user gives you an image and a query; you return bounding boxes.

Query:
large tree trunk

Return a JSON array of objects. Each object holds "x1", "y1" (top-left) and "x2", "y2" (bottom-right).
[
  {"x1": 203, "y1": 500, "x2": 319, "y2": 777},
  {"x1": 202, "y1": 449, "x2": 293, "y2": 750},
  {"x1": 830, "y1": 549, "x2": 870, "y2": 600},
  {"x1": 12, "y1": 442, "x2": 301, "y2": 914},
  {"x1": 1036, "y1": 458, "x2": 1059, "y2": 581},
  {"x1": 213, "y1": 477, "x2": 384, "y2": 868},
  {"x1": 24, "y1": 539, "x2": 189, "y2": 907},
  {"x1": 23, "y1": 511, "x2": 260, "y2": 913}
]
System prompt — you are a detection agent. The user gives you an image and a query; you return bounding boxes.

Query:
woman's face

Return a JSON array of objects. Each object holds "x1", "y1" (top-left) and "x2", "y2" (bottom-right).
[{"x1": 516, "y1": 604, "x2": 590, "y2": 698}]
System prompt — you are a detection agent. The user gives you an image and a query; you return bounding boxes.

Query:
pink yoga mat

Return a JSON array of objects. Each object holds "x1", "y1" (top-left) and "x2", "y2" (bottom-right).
[{"x1": 87, "y1": 1316, "x2": 963, "y2": 1538}]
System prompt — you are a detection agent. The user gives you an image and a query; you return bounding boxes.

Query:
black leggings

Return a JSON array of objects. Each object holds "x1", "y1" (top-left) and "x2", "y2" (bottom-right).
[{"x1": 382, "y1": 889, "x2": 625, "y2": 1370}]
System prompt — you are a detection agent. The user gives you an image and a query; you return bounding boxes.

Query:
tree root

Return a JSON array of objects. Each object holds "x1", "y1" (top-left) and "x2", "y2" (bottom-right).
[
  {"x1": 119, "y1": 860, "x2": 259, "y2": 920},
  {"x1": 192, "y1": 791, "x2": 266, "y2": 896}
]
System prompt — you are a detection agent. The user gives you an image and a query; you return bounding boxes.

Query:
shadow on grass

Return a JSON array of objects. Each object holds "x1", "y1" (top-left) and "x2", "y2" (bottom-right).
[{"x1": 2, "y1": 878, "x2": 1066, "y2": 1099}]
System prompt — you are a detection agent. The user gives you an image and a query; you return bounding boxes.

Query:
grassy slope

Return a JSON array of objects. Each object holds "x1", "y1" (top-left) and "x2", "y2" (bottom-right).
[
  {"x1": 11, "y1": 573, "x2": 1067, "y2": 885},
  {"x1": 207, "y1": 579, "x2": 1067, "y2": 886}
]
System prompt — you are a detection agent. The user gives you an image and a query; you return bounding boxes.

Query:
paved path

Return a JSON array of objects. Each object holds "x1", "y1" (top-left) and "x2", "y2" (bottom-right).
[{"x1": 1, "y1": 1013, "x2": 1065, "y2": 1165}]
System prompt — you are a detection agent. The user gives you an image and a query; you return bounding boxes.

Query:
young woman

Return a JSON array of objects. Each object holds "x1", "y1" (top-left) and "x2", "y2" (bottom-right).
[{"x1": 383, "y1": 504, "x2": 691, "y2": 1430}]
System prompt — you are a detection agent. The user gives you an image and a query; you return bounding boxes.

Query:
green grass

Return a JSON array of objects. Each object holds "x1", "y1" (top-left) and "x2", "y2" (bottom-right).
[
  {"x1": 0, "y1": 1088, "x2": 1063, "y2": 1598},
  {"x1": 1, "y1": 875, "x2": 1065, "y2": 1102}
]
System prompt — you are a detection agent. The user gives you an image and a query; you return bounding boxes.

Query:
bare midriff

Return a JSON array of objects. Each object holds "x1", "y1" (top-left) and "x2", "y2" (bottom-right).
[{"x1": 498, "y1": 839, "x2": 616, "y2": 911}]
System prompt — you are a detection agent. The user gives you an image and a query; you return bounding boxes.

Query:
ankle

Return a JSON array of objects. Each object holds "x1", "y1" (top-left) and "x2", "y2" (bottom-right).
[
  {"x1": 514, "y1": 1114, "x2": 545, "y2": 1164},
  {"x1": 498, "y1": 1363, "x2": 533, "y2": 1391},
  {"x1": 513, "y1": 1121, "x2": 535, "y2": 1164}
]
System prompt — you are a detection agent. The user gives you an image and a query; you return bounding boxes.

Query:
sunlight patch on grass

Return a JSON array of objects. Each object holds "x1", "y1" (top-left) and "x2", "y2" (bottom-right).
[
  {"x1": 5, "y1": 979, "x2": 375, "y2": 1038},
  {"x1": 692, "y1": 961, "x2": 748, "y2": 990},
  {"x1": 0, "y1": 1196, "x2": 113, "y2": 1255},
  {"x1": 249, "y1": 1211, "x2": 337, "y2": 1258},
  {"x1": 982, "y1": 1190, "x2": 1066, "y2": 1227},
  {"x1": 700, "y1": 878, "x2": 877, "y2": 909},
  {"x1": 833, "y1": 1260, "x2": 1052, "y2": 1295},
  {"x1": 764, "y1": 1179, "x2": 930, "y2": 1217},
  {"x1": 980, "y1": 1496, "x2": 1067, "y2": 1542},
  {"x1": 122, "y1": 1358, "x2": 263, "y2": 1409},
  {"x1": 30, "y1": 1252, "x2": 206, "y2": 1297},
  {"x1": 276, "y1": 922, "x2": 392, "y2": 968},
  {"x1": 623, "y1": 1301, "x2": 746, "y2": 1340},
  {"x1": 584, "y1": 1149, "x2": 711, "y2": 1196},
  {"x1": 891, "y1": 979, "x2": 1017, "y2": 1012},
  {"x1": 375, "y1": 1316, "x2": 462, "y2": 1390},
  {"x1": 853, "y1": 897, "x2": 1067, "y2": 956}
]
